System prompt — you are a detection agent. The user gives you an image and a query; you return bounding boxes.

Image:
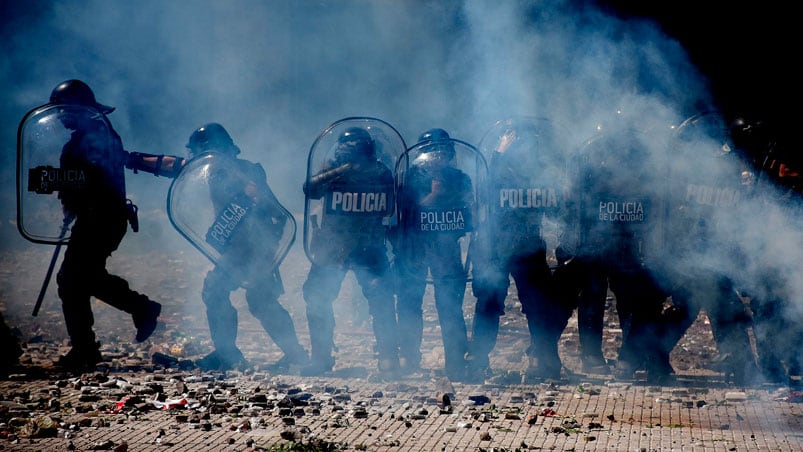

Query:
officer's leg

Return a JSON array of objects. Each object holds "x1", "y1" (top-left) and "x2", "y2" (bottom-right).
[
  {"x1": 395, "y1": 259, "x2": 427, "y2": 372},
  {"x1": 84, "y1": 219, "x2": 161, "y2": 343},
  {"x1": 353, "y1": 254, "x2": 400, "y2": 373},
  {"x1": 92, "y1": 271, "x2": 161, "y2": 343},
  {"x1": 707, "y1": 275, "x2": 758, "y2": 384},
  {"x1": 245, "y1": 270, "x2": 308, "y2": 368},
  {"x1": 609, "y1": 270, "x2": 642, "y2": 374},
  {"x1": 576, "y1": 259, "x2": 608, "y2": 370},
  {"x1": 56, "y1": 241, "x2": 101, "y2": 369},
  {"x1": 55, "y1": 218, "x2": 132, "y2": 369},
  {"x1": 469, "y1": 260, "x2": 508, "y2": 374},
  {"x1": 0, "y1": 312, "x2": 22, "y2": 375},
  {"x1": 513, "y1": 251, "x2": 565, "y2": 378},
  {"x1": 433, "y1": 276, "x2": 470, "y2": 380},
  {"x1": 550, "y1": 259, "x2": 582, "y2": 355},
  {"x1": 197, "y1": 265, "x2": 245, "y2": 370},
  {"x1": 301, "y1": 263, "x2": 345, "y2": 375},
  {"x1": 751, "y1": 296, "x2": 786, "y2": 381},
  {"x1": 788, "y1": 323, "x2": 803, "y2": 377},
  {"x1": 748, "y1": 272, "x2": 791, "y2": 382},
  {"x1": 431, "y1": 244, "x2": 470, "y2": 380},
  {"x1": 612, "y1": 269, "x2": 670, "y2": 379}
]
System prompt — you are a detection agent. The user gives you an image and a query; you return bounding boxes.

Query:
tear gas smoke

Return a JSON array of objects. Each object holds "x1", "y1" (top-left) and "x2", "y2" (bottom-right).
[{"x1": 0, "y1": 1, "x2": 798, "y2": 374}]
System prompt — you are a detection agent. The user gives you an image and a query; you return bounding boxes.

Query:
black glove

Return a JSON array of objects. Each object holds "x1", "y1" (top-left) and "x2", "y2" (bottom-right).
[{"x1": 555, "y1": 245, "x2": 573, "y2": 266}]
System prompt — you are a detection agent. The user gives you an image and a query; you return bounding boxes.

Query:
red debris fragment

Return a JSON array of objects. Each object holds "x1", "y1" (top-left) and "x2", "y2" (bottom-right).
[{"x1": 113, "y1": 396, "x2": 131, "y2": 413}]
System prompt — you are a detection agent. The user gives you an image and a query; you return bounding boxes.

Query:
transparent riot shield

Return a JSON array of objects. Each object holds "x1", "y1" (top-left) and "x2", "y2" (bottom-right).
[
  {"x1": 395, "y1": 136, "x2": 488, "y2": 281},
  {"x1": 303, "y1": 117, "x2": 406, "y2": 266},
  {"x1": 666, "y1": 111, "x2": 756, "y2": 276},
  {"x1": 167, "y1": 151, "x2": 296, "y2": 283},
  {"x1": 17, "y1": 104, "x2": 118, "y2": 243},
  {"x1": 477, "y1": 116, "x2": 574, "y2": 268},
  {"x1": 572, "y1": 127, "x2": 666, "y2": 269}
]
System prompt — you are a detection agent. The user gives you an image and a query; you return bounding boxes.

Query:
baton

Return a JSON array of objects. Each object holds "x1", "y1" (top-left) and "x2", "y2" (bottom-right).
[{"x1": 32, "y1": 217, "x2": 71, "y2": 317}]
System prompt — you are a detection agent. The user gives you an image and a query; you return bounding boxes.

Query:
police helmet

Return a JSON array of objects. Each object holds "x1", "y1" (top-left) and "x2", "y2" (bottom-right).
[
  {"x1": 729, "y1": 117, "x2": 773, "y2": 157},
  {"x1": 418, "y1": 128, "x2": 451, "y2": 143},
  {"x1": 50, "y1": 79, "x2": 115, "y2": 114},
  {"x1": 675, "y1": 112, "x2": 735, "y2": 159},
  {"x1": 335, "y1": 127, "x2": 375, "y2": 161},
  {"x1": 186, "y1": 122, "x2": 241, "y2": 156},
  {"x1": 417, "y1": 128, "x2": 455, "y2": 159}
]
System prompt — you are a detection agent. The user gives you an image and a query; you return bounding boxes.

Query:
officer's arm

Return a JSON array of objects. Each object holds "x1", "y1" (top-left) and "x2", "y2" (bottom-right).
[
  {"x1": 125, "y1": 151, "x2": 186, "y2": 178},
  {"x1": 303, "y1": 163, "x2": 351, "y2": 198}
]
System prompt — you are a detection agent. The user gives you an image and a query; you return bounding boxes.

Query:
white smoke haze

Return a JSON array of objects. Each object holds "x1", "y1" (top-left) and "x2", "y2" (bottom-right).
[{"x1": 0, "y1": 1, "x2": 799, "y2": 364}]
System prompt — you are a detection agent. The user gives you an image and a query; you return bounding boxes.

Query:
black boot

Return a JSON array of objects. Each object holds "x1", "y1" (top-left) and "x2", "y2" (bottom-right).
[
  {"x1": 268, "y1": 345, "x2": 310, "y2": 371},
  {"x1": 57, "y1": 341, "x2": 102, "y2": 373},
  {"x1": 301, "y1": 354, "x2": 335, "y2": 376},
  {"x1": 0, "y1": 316, "x2": 22, "y2": 375},
  {"x1": 133, "y1": 297, "x2": 162, "y2": 342},
  {"x1": 196, "y1": 348, "x2": 248, "y2": 371}
]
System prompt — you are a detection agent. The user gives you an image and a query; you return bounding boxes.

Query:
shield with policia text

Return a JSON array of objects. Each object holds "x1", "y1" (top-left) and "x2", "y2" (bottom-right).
[
  {"x1": 17, "y1": 103, "x2": 119, "y2": 243},
  {"x1": 569, "y1": 125, "x2": 667, "y2": 270},
  {"x1": 167, "y1": 151, "x2": 296, "y2": 285},
  {"x1": 303, "y1": 117, "x2": 406, "y2": 266},
  {"x1": 664, "y1": 111, "x2": 757, "y2": 278},
  {"x1": 395, "y1": 133, "x2": 488, "y2": 281},
  {"x1": 477, "y1": 116, "x2": 574, "y2": 268}
]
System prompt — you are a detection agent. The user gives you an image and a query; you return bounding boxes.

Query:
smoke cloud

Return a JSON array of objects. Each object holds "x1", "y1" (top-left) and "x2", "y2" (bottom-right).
[{"x1": 0, "y1": 1, "x2": 798, "y2": 370}]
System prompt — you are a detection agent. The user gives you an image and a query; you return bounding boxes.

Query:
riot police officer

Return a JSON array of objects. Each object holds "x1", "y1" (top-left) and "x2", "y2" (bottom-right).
[
  {"x1": 41, "y1": 80, "x2": 162, "y2": 371},
  {"x1": 395, "y1": 128, "x2": 478, "y2": 381},
  {"x1": 748, "y1": 129, "x2": 803, "y2": 382},
  {"x1": 562, "y1": 125, "x2": 669, "y2": 380},
  {"x1": 657, "y1": 111, "x2": 759, "y2": 385},
  {"x1": 301, "y1": 125, "x2": 401, "y2": 376},
  {"x1": 177, "y1": 123, "x2": 309, "y2": 371},
  {"x1": 469, "y1": 118, "x2": 571, "y2": 379},
  {"x1": 122, "y1": 123, "x2": 307, "y2": 372}
]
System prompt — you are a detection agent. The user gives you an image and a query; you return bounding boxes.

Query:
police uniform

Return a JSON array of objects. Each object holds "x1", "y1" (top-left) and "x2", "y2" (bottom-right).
[
  {"x1": 733, "y1": 123, "x2": 803, "y2": 382},
  {"x1": 470, "y1": 130, "x2": 569, "y2": 379},
  {"x1": 198, "y1": 156, "x2": 308, "y2": 371},
  {"x1": 562, "y1": 130, "x2": 668, "y2": 378},
  {"x1": 396, "y1": 147, "x2": 474, "y2": 380},
  {"x1": 750, "y1": 148, "x2": 803, "y2": 382},
  {"x1": 48, "y1": 81, "x2": 161, "y2": 370},
  {"x1": 657, "y1": 112, "x2": 760, "y2": 384},
  {"x1": 301, "y1": 150, "x2": 400, "y2": 376}
]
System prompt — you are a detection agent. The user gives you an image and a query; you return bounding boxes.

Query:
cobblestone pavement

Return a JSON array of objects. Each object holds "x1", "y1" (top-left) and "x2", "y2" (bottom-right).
[
  {"x1": 2, "y1": 368, "x2": 802, "y2": 451},
  {"x1": 2, "y1": 246, "x2": 802, "y2": 451}
]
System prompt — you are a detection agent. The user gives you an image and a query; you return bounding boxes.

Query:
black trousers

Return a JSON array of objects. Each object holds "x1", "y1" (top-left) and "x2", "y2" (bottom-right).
[{"x1": 57, "y1": 212, "x2": 149, "y2": 350}]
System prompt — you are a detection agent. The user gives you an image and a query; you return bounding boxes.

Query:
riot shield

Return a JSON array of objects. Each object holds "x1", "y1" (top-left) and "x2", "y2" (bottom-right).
[
  {"x1": 395, "y1": 135, "x2": 488, "y2": 281},
  {"x1": 571, "y1": 127, "x2": 666, "y2": 269},
  {"x1": 303, "y1": 117, "x2": 406, "y2": 266},
  {"x1": 17, "y1": 104, "x2": 118, "y2": 243},
  {"x1": 665, "y1": 111, "x2": 756, "y2": 276},
  {"x1": 477, "y1": 116, "x2": 573, "y2": 268},
  {"x1": 167, "y1": 151, "x2": 295, "y2": 283}
]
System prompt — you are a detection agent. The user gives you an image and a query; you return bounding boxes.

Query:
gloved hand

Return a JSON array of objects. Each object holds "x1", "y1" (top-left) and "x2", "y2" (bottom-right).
[{"x1": 555, "y1": 245, "x2": 573, "y2": 266}]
